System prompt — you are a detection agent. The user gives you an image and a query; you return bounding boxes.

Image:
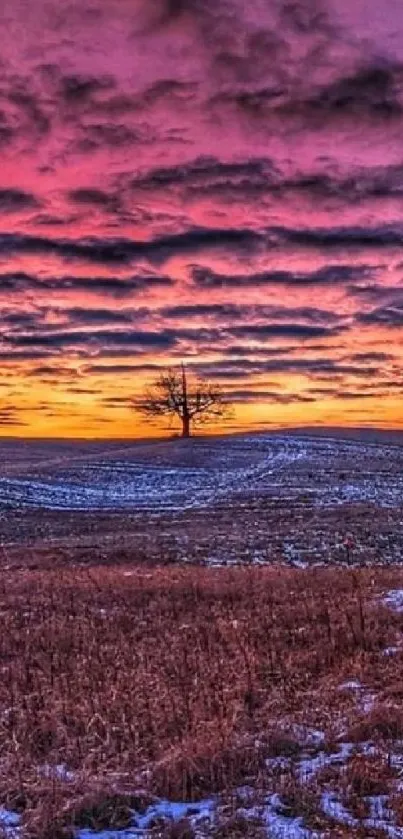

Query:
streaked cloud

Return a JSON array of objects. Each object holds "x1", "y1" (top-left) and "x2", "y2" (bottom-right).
[{"x1": 0, "y1": 0, "x2": 401, "y2": 435}]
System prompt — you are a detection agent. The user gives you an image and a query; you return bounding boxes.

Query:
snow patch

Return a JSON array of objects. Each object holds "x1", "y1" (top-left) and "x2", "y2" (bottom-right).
[
  {"x1": 0, "y1": 809, "x2": 20, "y2": 838},
  {"x1": 263, "y1": 794, "x2": 320, "y2": 838},
  {"x1": 321, "y1": 792, "x2": 403, "y2": 838},
  {"x1": 77, "y1": 797, "x2": 215, "y2": 838},
  {"x1": 383, "y1": 590, "x2": 403, "y2": 612}
]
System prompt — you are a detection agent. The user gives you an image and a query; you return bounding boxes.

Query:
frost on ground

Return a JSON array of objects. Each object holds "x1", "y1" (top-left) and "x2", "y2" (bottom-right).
[
  {"x1": 0, "y1": 433, "x2": 402, "y2": 567},
  {"x1": 0, "y1": 434, "x2": 401, "y2": 513}
]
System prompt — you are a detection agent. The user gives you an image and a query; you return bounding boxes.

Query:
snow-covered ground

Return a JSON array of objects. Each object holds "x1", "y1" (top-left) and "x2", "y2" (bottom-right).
[{"x1": 0, "y1": 434, "x2": 401, "y2": 513}]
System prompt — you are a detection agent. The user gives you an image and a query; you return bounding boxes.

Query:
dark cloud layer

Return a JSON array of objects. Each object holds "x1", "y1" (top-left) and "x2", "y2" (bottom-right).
[
  {"x1": 0, "y1": 226, "x2": 394, "y2": 274},
  {"x1": 4, "y1": 328, "x2": 177, "y2": 351},
  {"x1": 191, "y1": 357, "x2": 380, "y2": 379},
  {"x1": 0, "y1": 189, "x2": 39, "y2": 213},
  {"x1": 160, "y1": 303, "x2": 341, "y2": 323},
  {"x1": 131, "y1": 156, "x2": 275, "y2": 194},
  {"x1": 0, "y1": 407, "x2": 28, "y2": 427},
  {"x1": 59, "y1": 73, "x2": 115, "y2": 103},
  {"x1": 129, "y1": 155, "x2": 403, "y2": 206},
  {"x1": 0, "y1": 228, "x2": 263, "y2": 265},
  {"x1": 299, "y1": 62, "x2": 403, "y2": 119},
  {"x1": 0, "y1": 272, "x2": 174, "y2": 297},
  {"x1": 228, "y1": 323, "x2": 343, "y2": 340},
  {"x1": 228, "y1": 389, "x2": 317, "y2": 404},
  {"x1": 357, "y1": 303, "x2": 403, "y2": 328},
  {"x1": 274, "y1": 225, "x2": 403, "y2": 248},
  {"x1": 192, "y1": 263, "x2": 373, "y2": 289}
]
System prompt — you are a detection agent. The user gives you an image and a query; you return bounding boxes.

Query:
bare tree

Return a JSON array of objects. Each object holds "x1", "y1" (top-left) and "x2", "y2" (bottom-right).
[{"x1": 137, "y1": 363, "x2": 230, "y2": 438}]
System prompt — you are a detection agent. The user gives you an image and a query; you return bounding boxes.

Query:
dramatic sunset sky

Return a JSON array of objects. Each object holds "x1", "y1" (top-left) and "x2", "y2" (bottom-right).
[{"x1": 0, "y1": 0, "x2": 402, "y2": 437}]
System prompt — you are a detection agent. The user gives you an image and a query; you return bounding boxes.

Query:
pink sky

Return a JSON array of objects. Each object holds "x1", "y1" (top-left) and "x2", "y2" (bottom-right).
[{"x1": 0, "y1": 0, "x2": 402, "y2": 436}]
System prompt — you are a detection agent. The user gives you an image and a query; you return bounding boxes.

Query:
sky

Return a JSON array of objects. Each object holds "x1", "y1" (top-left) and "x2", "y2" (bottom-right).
[{"x1": 0, "y1": 0, "x2": 402, "y2": 437}]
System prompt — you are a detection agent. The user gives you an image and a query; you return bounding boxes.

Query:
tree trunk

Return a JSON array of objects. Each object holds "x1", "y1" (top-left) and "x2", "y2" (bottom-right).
[
  {"x1": 181, "y1": 362, "x2": 190, "y2": 438},
  {"x1": 182, "y1": 413, "x2": 190, "y2": 438}
]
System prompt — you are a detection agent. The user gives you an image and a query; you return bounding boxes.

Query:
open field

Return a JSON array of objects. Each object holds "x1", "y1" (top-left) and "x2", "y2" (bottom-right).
[
  {"x1": 3, "y1": 564, "x2": 403, "y2": 837},
  {"x1": 1, "y1": 431, "x2": 403, "y2": 837},
  {"x1": 0, "y1": 430, "x2": 401, "y2": 567}
]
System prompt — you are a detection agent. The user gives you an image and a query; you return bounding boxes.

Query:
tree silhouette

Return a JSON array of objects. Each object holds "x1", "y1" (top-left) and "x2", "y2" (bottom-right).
[{"x1": 138, "y1": 363, "x2": 230, "y2": 438}]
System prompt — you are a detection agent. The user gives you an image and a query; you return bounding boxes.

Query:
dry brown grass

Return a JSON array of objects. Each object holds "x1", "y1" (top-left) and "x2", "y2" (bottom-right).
[
  {"x1": 212, "y1": 812, "x2": 267, "y2": 837},
  {"x1": 347, "y1": 705, "x2": 403, "y2": 743},
  {"x1": 1, "y1": 562, "x2": 403, "y2": 836}
]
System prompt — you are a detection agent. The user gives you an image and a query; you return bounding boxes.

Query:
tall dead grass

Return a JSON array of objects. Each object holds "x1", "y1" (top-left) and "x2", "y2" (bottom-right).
[{"x1": 0, "y1": 563, "x2": 402, "y2": 836}]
